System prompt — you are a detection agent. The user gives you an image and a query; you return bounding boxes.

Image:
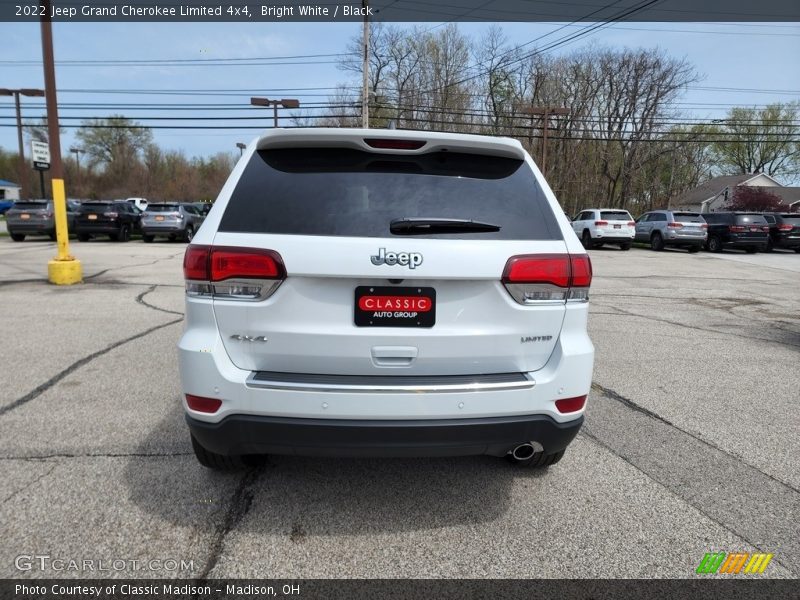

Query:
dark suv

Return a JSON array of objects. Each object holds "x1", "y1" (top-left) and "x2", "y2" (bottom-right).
[
  {"x1": 762, "y1": 213, "x2": 800, "y2": 253},
  {"x1": 75, "y1": 200, "x2": 141, "y2": 242},
  {"x1": 6, "y1": 200, "x2": 81, "y2": 241},
  {"x1": 701, "y1": 212, "x2": 769, "y2": 253}
]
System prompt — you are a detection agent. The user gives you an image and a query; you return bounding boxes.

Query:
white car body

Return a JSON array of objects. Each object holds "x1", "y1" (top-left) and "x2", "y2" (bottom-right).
[
  {"x1": 572, "y1": 208, "x2": 635, "y2": 249},
  {"x1": 178, "y1": 128, "x2": 594, "y2": 466}
]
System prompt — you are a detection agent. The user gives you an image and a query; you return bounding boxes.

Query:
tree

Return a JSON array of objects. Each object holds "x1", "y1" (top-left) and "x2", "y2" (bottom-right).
[
  {"x1": 710, "y1": 103, "x2": 799, "y2": 178},
  {"x1": 725, "y1": 186, "x2": 785, "y2": 212}
]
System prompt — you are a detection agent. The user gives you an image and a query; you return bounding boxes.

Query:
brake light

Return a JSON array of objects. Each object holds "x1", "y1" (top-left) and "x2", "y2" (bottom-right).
[
  {"x1": 627, "y1": 221, "x2": 635, "y2": 227},
  {"x1": 594, "y1": 220, "x2": 608, "y2": 226},
  {"x1": 729, "y1": 225, "x2": 746, "y2": 232},
  {"x1": 667, "y1": 222, "x2": 683, "y2": 229},
  {"x1": 701, "y1": 223, "x2": 708, "y2": 229},
  {"x1": 778, "y1": 224, "x2": 793, "y2": 231},
  {"x1": 502, "y1": 254, "x2": 592, "y2": 304},
  {"x1": 364, "y1": 138, "x2": 426, "y2": 150},
  {"x1": 555, "y1": 395, "x2": 587, "y2": 413},
  {"x1": 761, "y1": 226, "x2": 770, "y2": 232},
  {"x1": 185, "y1": 394, "x2": 222, "y2": 414},
  {"x1": 183, "y1": 245, "x2": 286, "y2": 301}
]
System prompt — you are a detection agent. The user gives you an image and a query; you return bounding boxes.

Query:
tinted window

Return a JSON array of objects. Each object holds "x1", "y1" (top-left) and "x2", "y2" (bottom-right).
[
  {"x1": 735, "y1": 214, "x2": 768, "y2": 225},
  {"x1": 600, "y1": 211, "x2": 632, "y2": 221},
  {"x1": 702, "y1": 213, "x2": 724, "y2": 223},
  {"x1": 763, "y1": 215, "x2": 776, "y2": 224},
  {"x1": 652, "y1": 213, "x2": 667, "y2": 222},
  {"x1": 220, "y1": 148, "x2": 562, "y2": 240},
  {"x1": 12, "y1": 202, "x2": 48, "y2": 210},
  {"x1": 672, "y1": 212, "x2": 705, "y2": 223},
  {"x1": 779, "y1": 216, "x2": 800, "y2": 225},
  {"x1": 82, "y1": 202, "x2": 110, "y2": 210},
  {"x1": 147, "y1": 204, "x2": 181, "y2": 212}
]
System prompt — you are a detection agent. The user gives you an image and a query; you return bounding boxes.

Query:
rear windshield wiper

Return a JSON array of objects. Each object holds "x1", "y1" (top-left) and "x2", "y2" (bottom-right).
[{"x1": 390, "y1": 217, "x2": 501, "y2": 235}]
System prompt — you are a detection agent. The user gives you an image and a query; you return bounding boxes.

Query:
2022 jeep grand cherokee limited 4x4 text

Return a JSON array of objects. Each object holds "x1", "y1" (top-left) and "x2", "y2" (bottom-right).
[{"x1": 179, "y1": 129, "x2": 595, "y2": 470}]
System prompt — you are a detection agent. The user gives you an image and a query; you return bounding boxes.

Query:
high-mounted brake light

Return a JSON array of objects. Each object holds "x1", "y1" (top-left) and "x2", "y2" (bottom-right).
[
  {"x1": 364, "y1": 138, "x2": 426, "y2": 150},
  {"x1": 502, "y1": 254, "x2": 592, "y2": 304},
  {"x1": 183, "y1": 245, "x2": 286, "y2": 301}
]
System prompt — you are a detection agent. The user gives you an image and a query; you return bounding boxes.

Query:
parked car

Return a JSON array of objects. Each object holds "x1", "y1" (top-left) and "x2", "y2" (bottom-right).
[
  {"x1": 634, "y1": 210, "x2": 707, "y2": 252},
  {"x1": 762, "y1": 213, "x2": 800, "y2": 253},
  {"x1": 5, "y1": 199, "x2": 81, "y2": 242},
  {"x1": 0, "y1": 199, "x2": 14, "y2": 215},
  {"x1": 193, "y1": 202, "x2": 213, "y2": 216},
  {"x1": 126, "y1": 197, "x2": 148, "y2": 212},
  {"x1": 701, "y1": 212, "x2": 769, "y2": 253},
  {"x1": 180, "y1": 129, "x2": 594, "y2": 470},
  {"x1": 140, "y1": 203, "x2": 205, "y2": 242},
  {"x1": 75, "y1": 200, "x2": 141, "y2": 242},
  {"x1": 571, "y1": 208, "x2": 635, "y2": 250}
]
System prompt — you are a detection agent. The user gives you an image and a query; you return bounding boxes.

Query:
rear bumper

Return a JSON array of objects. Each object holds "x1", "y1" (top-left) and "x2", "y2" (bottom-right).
[
  {"x1": 141, "y1": 224, "x2": 186, "y2": 234},
  {"x1": 773, "y1": 236, "x2": 800, "y2": 249},
  {"x1": 187, "y1": 412, "x2": 583, "y2": 458},
  {"x1": 76, "y1": 223, "x2": 121, "y2": 234},
  {"x1": 593, "y1": 235, "x2": 634, "y2": 243},
  {"x1": 7, "y1": 222, "x2": 54, "y2": 233}
]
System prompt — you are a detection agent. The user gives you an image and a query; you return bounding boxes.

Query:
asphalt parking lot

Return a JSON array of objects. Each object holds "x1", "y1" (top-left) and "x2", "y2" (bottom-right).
[{"x1": 0, "y1": 236, "x2": 798, "y2": 579}]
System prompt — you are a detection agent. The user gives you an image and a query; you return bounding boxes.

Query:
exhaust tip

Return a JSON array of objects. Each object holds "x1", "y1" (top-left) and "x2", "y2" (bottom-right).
[{"x1": 511, "y1": 443, "x2": 535, "y2": 461}]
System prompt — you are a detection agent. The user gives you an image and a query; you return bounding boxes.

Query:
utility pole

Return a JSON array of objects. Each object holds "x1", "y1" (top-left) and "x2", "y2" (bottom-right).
[
  {"x1": 361, "y1": 0, "x2": 370, "y2": 128},
  {"x1": 0, "y1": 87, "x2": 45, "y2": 199},
  {"x1": 41, "y1": 0, "x2": 81, "y2": 285},
  {"x1": 518, "y1": 105, "x2": 569, "y2": 176},
  {"x1": 250, "y1": 97, "x2": 300, "y2": 127},
  {"x1": 69, "y1": 146, "x2": 84, "y2": 196},
  {"x1": 236, "y1": 142, "x2": 246, "y2": 156}
]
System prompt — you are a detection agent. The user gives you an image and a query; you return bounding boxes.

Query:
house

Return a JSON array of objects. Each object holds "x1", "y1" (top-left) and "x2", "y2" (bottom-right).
[
  {"x1": 670, "y1": 173, "x2": 800, "y2": 213},
  {"x1": 0, "y1": 179, "x2": 21, "y2": 201}
]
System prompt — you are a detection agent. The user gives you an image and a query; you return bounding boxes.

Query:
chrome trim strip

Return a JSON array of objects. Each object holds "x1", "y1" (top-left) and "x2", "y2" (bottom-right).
[{"x1": 246, "y1": 373, "x2": 535, "y2": 394}]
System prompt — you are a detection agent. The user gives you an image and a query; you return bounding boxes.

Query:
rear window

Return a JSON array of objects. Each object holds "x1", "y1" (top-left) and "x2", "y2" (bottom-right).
[
  {"x1": 672, "y1": 212, "x2": 705, "y2": 223},
  {"x1": 735, "y1": 214, "x2": 768, "y2": 225},
  {"x1": 12, "y1": 202, "x2": 48, "y2": 210},
  {"x1": 600, "y1": 211, "x2": 632, "y2": 221},
  {"x1": 147, "y1": 204, "x2": 181, "y2": 212},
  {"x1": 219, "y1": 148, "x2": 562, "y2": 240},
  {"x1": 82, "y1": 202, "x2": 111, "y2": 209},
  {"x1": 779, "y1": 215, "x2": 800, "y2": 225}
]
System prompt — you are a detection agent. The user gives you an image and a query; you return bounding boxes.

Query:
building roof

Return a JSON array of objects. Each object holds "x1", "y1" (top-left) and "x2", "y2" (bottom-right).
[
  {"x1": 769, "y1": 187, "x2": 800, "y2": 206},
  {"x1": 671, "y1": 174, "x2": 757, "y2": 208},
  {"x1": 0, "y1": 179, "x2": 21, "y2": 188}
]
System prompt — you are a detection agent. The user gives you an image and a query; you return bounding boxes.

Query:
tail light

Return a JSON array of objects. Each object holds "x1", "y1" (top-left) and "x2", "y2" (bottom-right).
[
  {"x1": 627, "y1": 221, "x2": 635, "y2": 227},
  {"x1": 667, "y1": 222, "x2": 683, "y2": 229},
  {"x1": 184, "y1": 245, "x2": 286, "y2": 301},
  {"x1": 729, "y1": 225, "x2": 746, "y2": 232},
  {"x1": 594, "y1": 220, "x2": 608, "y2": 226},
  {"x1": 778, "y1": 224, "x2": 793, "y2": 232},
  {"x1": 761, "y1": 226, "x2": 770, "y2": 232},
  {"x1": 701, "y1": 223, "x2": 708, "y2": 229},
  {"x1": 555, "y1": 395, "x2": 587, "y2": 413},
  {"x1": 185, "y1": 394, "x2": 222, "y2": 414},
  {"x1": 502, "y1": 254, "x2": 592, "y2": 304}
]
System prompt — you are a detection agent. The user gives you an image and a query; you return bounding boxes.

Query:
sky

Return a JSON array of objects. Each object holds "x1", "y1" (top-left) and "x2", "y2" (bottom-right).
[{"x1": 1, "y1": 20, "x2": 799, "y2": 173}]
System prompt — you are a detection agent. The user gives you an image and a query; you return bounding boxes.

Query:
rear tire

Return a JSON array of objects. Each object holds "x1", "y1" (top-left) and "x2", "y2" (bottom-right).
[
  {"x1": 184, "y1": 225, "x2": 194, "y2": 242},
  {"x1": 620, "y1": 242, "x2": 631, "y2": 251},
  {"x1": 10, "y1": 233, "x2": 25, "y2": 242},
  {"x1": 117, "y1": 224, "x2": 131, "y2": 242},
  {"x1": 77, "y1": 233, "x2": 90, "y2": 242},
  {"x1": 687, "y1": 245, "x2": 700, "y2": 254},
  {"x1": 48, "y1": 232, "x2": 57, "y2": 241},
  {"x1": 707, "y1": 236, "x2": 723, "y2": 253},
  {"x1": 765, "y1": 238, "x2": 774, "y2": 253},
  {"x1": 507, "y1": 449, "x2": 565, "y2": 468},
  {"x1": 142, "y1": 234, "x2": 155, "y2": 243},
  {"x1": 650, "y1": 232, "x2": 665, "y2": 251},
  {"x1": 191, "y1": 435, "x2": 247, "y2": 471},
  {"x1": 745, "y1": 246, "x2": 757, "y2": 254},
  {"x1": 581, "y1": 230, "x2": 593, "y2": 249}
]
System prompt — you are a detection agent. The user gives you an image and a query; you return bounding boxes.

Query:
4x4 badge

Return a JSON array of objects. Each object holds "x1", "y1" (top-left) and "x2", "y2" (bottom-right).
[{"x1": 370, "y1": 248, "x2": 423, "y2": 269}]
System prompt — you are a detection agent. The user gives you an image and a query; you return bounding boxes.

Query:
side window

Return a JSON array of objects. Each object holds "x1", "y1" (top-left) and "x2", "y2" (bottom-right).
[{"x1": 763, "y1": 215, "x2": 775, "y2": 224}]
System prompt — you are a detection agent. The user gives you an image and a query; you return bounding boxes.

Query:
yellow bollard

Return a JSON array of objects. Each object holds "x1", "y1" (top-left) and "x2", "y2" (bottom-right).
[{"x1": 47, "y1": 178, "x2": 82, "y2": 285}]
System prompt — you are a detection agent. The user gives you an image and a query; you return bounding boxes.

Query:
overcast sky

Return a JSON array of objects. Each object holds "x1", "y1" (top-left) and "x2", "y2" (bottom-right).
[{"x1": 1, "y1": 20, "x2": 798, "y2": 165}]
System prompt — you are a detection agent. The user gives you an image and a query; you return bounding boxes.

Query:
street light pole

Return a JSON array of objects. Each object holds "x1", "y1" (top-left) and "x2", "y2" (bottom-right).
[
  {"x1": 69, "y1": 146, "x2": 84, "y2": 195},
  {"x1": 41, "y1": 0, "x2": 81, "y2": 285},
  {"x1": 518, "y1": 105, "x2": 569, "y2": 177},
  {"x1": 250, "y1": 97, "x2": 300, "y2": 128},
  {"x1": 236, "y1": 142, "x2": 246, "y2": 156},
  {"x1": 361, "y1": 0, "x2": 370, "y2": 128},
  {"x1": 0, "y1": 87, "x2": 45, "y2": 199}
]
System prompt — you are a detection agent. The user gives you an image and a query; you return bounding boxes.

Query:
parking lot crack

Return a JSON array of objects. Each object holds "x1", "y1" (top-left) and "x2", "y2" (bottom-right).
[
  {"x1": 136, "y1": 284, "x2": 184, "y2": 316},
  {"x1": 2, "y1": 462, "x2": 58, "y2": 504},
  {"x1": 0, "y1": 318, "x2": 183, "y2": 417},
  {"x1": 0, "y1": 451, "x2": 192, "y2": 461}
]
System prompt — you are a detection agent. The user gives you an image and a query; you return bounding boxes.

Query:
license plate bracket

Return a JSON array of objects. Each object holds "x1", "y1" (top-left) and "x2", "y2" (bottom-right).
[{"x1": 354, "y1": 286, "x2": 436, "y2": 328}]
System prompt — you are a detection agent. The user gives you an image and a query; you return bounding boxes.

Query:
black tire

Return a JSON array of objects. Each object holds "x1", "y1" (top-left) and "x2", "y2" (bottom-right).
[
  {"x1": 581, "y1": 230, "x2": 594, "y2": 249},
  {"x1": 168, "y1": 234, "x2": 176, "y2": 242},
  {"x1": 707, "y1": 236, "x2": 723, "y2": 253},
  {"x1": 795, "y1": 249, "x2": 800, "y2": 254},
  {"x1": 765, "y1": 238, "x2": 774, "y2": 253},
  {"x1": 507, "y1": 449, "x2": 565, "y2": 468},
  {"x1": 10, "y1": 233, "x2": 25, "y2": 242},
  {"x1": 191, "y1": 435, "x2": 247, "y2": 471},
  {"x1": 48, "y1": 231, "x2": 57, "y2": 241},
  {"x1": 184, "y1": 225, "x2": 195, "y2": 242},
  {"x1": 620, "y1": 242, "x2": 631, "y2": 251},
  {"x1": 650, "y1": 232, "x2": 665, "y2": 251},
  {"x1": 687, "y1": 245, "x2": 700, "y2": 254},
  {"x1": 117, "y1": 224, "x2": 131, "y2": 243},
  {"x1": 745, "y1": 246, "x2": 757, "y2": 254},
  {"x1": 77, "y1": 233, "x2": 90, "y2": 242},
  {"x1": 142, "y1": 234, "x2": 155, "y2": 243}
]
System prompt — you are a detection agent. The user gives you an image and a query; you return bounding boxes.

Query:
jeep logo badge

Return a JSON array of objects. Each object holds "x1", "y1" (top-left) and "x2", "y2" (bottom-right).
[{"x1": 370, "y1": 248, "x2": 423, "y2": 269}]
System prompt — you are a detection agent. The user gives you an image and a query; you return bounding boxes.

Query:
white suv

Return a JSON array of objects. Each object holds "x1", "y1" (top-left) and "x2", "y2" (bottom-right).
[
  {"x1": 179, "y1": 129, "x2": 594, "y2": 470},
  {"x1": 571, "y1": 208, "x2": 635, "y2": 250}
]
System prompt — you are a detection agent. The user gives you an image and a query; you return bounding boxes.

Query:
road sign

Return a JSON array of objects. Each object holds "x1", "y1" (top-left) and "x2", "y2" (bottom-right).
[{"x1": 31, "y1": 140, "x2": 50, "y2": 170}]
